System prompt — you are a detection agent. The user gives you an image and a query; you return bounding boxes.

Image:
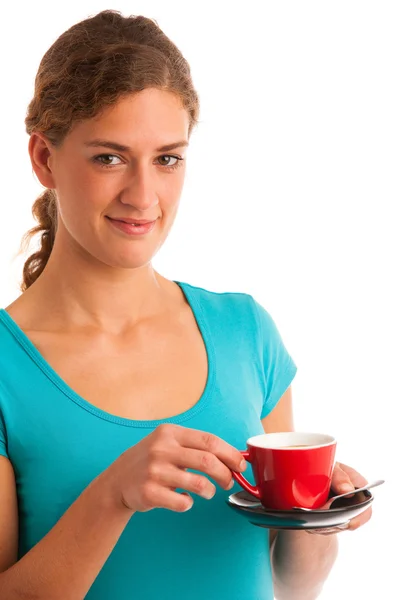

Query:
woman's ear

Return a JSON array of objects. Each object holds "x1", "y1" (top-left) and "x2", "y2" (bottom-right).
[{"x1": 28, "y1": 132, "x2": 56, "y2": 189}]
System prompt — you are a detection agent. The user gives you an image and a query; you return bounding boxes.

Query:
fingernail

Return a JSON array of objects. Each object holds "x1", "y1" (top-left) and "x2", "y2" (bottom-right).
[
  {"x1": 340, "y1": 483, "x2": 355, "y2": 493},
  {"x1": 227, "y1": 479, "x2": 234, "y2": 490},
  {"x1": 240, "y1": 459, "x2": 246, "y2": 471},
  {"x1": 203, "y1": 488, "x2": 216, "y2": 500}
]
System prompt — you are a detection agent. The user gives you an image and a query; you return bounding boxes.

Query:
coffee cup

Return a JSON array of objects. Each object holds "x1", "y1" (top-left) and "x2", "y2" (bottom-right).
[{"x1": 232, "y1": 432, "x2": 336, "y2": 510}]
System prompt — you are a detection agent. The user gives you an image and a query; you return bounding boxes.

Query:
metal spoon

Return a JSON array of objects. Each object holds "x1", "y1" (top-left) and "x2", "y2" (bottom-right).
[{"x1": 292, "y1": 479, "x2": 385, "y2": 512}]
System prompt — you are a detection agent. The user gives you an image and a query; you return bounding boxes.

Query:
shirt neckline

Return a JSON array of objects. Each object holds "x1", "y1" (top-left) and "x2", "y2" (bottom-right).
[{"x1": 0, "y1": 280, "x2": 216, "y2": 428}]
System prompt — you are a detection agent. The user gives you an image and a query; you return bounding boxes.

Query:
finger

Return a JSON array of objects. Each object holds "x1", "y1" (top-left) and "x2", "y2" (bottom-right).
[
  {"x1": 331, "y1": 464, "x2": 355, "y2": 495},
  {"x1": 331, "y1": 463, "x2": 355, "y2": 494},
  {"x1": 173, "y1": 426, "x2": 246, "y2": 473},
  {"x1": 332, "y1": 462, "x2": 368, "y2": 493},
  {"x1": 172, "y1": 447, "x2": 234, "y2": 490},
  {"x1": 308, "y1": 507, "x2": 373, "y2": 534},
  {"x1": 180, "y1": 470, "x2": 218, "y2": 500},
  {"x1": 144, "y1": 484, "x2": 194, "y2": 513},
  {"x1": 306, "y1": 522, "x2": 350, "y2": 535},
  {"x1": 347, "y1": 507, "x2": 372, "y2": 531},
  {"x1": 153, "y1": 464, "x2": 218, "y2": 500}
]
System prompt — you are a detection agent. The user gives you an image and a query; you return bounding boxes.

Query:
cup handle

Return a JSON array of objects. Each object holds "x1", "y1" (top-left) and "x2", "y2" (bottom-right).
[{"x1": 231, "y1": 451, "x2": 262, "y2": 499}]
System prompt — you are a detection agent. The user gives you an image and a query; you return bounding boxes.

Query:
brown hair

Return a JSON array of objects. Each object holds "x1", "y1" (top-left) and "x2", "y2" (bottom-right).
[{"x1": 20, "y1": 9, "x2": 200, "y2": 292}]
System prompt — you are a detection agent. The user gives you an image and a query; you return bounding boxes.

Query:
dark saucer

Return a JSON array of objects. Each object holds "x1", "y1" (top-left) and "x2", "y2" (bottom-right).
[{"x1": 226, "y1": 489, "x2": 374, "y2": 530}]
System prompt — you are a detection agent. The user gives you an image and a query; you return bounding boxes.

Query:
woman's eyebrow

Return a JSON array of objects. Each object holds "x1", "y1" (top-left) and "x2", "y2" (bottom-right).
[{"x1": 84, "y1": 139, "x2": 189, "y2": 152}]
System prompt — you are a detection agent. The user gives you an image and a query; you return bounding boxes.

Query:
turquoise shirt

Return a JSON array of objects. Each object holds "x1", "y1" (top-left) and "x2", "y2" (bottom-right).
[{"x1": 0, "y1": 281, "x2": 297, "y2": 599}]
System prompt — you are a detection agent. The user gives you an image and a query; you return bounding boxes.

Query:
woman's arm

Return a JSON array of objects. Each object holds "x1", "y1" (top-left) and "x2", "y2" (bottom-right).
[
  {"x1": 263, "y1": 387, "x2": 339, "y2": 600},
  {"x1": 269, "y1": 522, "x2": 339, "y2": 600},
  {"x1": 0, "y1": 422, "x2": 245, "y2": 600},
  {"x1": 0, "y1": 469, "x2": 133, "y2": 600}
]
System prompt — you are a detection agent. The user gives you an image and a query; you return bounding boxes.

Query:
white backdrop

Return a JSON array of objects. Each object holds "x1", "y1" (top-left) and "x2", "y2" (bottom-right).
[{"x1": 0, "y1": 1, "x2": 398, "y2": 598}]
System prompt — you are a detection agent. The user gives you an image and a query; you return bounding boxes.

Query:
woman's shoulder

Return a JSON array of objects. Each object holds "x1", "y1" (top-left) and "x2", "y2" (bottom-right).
[
  {"x1": 0, "y1": 309, "x2": 14, "y2": 344},
  {"x1": 177, "y1": 279, "x2": 255, "y2": 308},
  {"x1": 176, "y1": 279, "x2": 264, "y2": 327},
  {"x1": 0, "y1": 306, "x2": 31, "y2": 375},
  {"x1": 177, "y1": 280, "x2": 279, "y2": 336}
]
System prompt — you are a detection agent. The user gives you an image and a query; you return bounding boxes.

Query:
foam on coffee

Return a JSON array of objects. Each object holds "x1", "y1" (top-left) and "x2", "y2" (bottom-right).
[
  {"x1": 282, "y1": 444, "x2": 310, "y2": 448},
  {"x1": 247, "y1": 432, "x2": 336, "y2": 449}
]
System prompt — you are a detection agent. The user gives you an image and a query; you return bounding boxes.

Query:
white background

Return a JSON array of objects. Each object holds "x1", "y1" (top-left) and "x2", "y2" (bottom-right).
[{"x1": 0, "y1": 1, "x2": 398, "y2": 598}]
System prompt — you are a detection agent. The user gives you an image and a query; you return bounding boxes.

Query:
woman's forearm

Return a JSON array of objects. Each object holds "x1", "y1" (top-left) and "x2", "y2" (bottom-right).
[
  {"x1": 0, "y1": 470, "x2": 133, "y2": 600},
  {"x1": 271, "y1": 530, "x2": 339, "y2": 600}
]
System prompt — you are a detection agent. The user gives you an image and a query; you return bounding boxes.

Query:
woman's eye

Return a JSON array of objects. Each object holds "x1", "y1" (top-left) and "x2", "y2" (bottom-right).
[
  {"x1": 93, "y1": 153, "x2": 184, "y2": 171},
  {"x1": 158, "y1": 155, "x2": 178, "y2": 167},
  {"x1": 157, "y1": 155, "x2": 185, "y2": 171},
  {"x1": 94, "y1": 154, "x2": 122, "y2": 167}
]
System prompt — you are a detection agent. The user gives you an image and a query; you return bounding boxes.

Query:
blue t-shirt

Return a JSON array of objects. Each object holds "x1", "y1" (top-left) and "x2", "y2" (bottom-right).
[{"x1": 0, "y1": 281, "x2": 297, "y2": 599}]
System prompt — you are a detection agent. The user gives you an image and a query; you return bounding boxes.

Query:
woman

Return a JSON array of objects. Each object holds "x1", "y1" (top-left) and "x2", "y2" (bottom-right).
[{"x1": 0, "y1": 9, "x2": 371, "y2": 599}]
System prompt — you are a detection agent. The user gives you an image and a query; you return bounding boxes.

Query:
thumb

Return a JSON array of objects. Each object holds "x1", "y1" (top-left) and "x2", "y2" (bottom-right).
[{"x1": 331, "y1": 463, "x2": 355, "y2": 494}]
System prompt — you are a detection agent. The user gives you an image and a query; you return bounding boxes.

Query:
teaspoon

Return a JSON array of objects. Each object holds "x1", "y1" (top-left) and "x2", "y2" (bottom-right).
[{"x1": 292, "y1": 479, "x2": 385, "y2": 512}]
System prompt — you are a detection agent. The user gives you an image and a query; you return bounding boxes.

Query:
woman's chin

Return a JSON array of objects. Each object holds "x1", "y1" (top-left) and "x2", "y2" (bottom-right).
[{"x1": 100, "y1": 250, "x2": 156, "y2": 270}]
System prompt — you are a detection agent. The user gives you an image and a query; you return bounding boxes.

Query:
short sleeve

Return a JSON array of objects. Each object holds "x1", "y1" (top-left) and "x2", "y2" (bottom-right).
[
  {"x1": 0, "y1": 408, "x2": 9, "y2": 458},
  {"x1": 252, "y1": 298, "x2": 297, "y2": 419}
]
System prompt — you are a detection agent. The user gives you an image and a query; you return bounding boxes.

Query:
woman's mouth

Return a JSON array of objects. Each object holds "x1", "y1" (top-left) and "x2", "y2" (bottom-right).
[{"x1": 105, "y1": 216, "x2": 157, "y2": 236}]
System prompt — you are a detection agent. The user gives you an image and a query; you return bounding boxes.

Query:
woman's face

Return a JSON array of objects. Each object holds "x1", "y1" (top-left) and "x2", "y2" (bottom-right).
[{"x1": 45, "y1": 88, "x2": 190, "y2": 270}]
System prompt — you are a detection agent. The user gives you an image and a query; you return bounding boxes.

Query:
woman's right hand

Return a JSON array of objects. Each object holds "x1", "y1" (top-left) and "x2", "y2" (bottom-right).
[{"x1": 103, "y1": 423, "x2": 247, "y2": 514}]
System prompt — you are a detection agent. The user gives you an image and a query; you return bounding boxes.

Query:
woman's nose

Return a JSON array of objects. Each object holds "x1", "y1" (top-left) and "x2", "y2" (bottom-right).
[{"x1": 119, "y1": 170, "x2": 159, "y2": 211}]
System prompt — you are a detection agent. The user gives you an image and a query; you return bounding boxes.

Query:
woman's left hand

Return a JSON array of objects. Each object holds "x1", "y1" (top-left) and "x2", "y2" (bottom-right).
[{"x1": 307, "y1": 461, "x2": 373, "y2": 536}]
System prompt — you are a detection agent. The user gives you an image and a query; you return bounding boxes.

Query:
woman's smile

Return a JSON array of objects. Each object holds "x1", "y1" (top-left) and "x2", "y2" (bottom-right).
[{"x1": 105, "y1": 216, "x2": 158, "y2": 236}]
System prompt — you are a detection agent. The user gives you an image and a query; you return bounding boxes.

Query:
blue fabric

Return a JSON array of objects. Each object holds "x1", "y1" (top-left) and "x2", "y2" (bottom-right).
[{"x1": 0, "y1": 281, "x2": 297, "y2": 599}]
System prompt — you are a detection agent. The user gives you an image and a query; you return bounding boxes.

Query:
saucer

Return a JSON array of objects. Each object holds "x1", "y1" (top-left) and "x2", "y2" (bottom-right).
[{"x1": 226, "y1": 489, "x2": 374, "y2": 530}]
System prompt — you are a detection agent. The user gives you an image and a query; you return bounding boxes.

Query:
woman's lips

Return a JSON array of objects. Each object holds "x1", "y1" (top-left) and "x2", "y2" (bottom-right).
[{"x1": 106, "y1": 216, "x2": 157, "y2": 236}]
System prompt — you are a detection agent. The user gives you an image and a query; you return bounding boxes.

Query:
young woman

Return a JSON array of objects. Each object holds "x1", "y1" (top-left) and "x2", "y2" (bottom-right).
[{"x1": 0, "y1": 10, "x2": 371, "y2": 599}]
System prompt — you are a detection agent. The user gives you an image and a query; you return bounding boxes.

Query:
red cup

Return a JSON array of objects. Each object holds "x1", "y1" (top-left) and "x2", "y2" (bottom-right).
[{"x1": 232, "y1": 432, "x2": 336, "y2": 510}]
